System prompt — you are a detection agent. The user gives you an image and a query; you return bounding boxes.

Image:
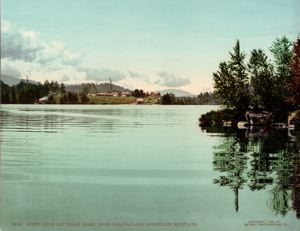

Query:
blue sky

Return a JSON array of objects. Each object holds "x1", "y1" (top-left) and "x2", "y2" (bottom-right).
[{"x1": 1, "y1": 0, "x2": 299, "y2": 93}]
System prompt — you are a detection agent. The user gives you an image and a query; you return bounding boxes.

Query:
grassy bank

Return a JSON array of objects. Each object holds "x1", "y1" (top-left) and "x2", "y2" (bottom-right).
[{"x1": 88, "y1": 96, "x2": 136, "y2": 104}]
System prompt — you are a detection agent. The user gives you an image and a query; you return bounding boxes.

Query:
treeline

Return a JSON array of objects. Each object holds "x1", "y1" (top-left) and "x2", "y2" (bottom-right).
[
  {"x1": 131, "y1": 89, "x2": 150, "y2": 98},
  {"x1": 1, "y1": 78, "x2": 217, "y2": 105},
  {"x1": 160, "y1": 92, "x2": 217, "y2": 105},
  {"x1": 1, "y1": 80, "x2": 66, "y2": 104},
  {"x1": 66, "y1": 82, "x2": 130, "y2": 94},
  {"x1": 132, "y1": 89, "x2": 217, "y2": 105},
  {"x1": 0, "y1": 79, "x2": 102, "y2": 104},
  {"x1": 201, "y1": 35, "x2": 300, "y2": 124}
]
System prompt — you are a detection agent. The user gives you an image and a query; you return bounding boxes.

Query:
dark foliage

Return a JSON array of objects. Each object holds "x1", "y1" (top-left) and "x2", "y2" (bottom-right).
[
  {"x1": 132, "y1": 89, "x2": 145, "y2": 98},
  {"x1": 205, "y1": 36, "x2": 298, "y2": 127},
  {"x1": 160, "y1": 93, "x2": 176, "y2": 105},
  {"x1": 287, "y1": 37, "x2": 300, "y2": 109},
  {"x1": 199, "y1": 109, "x2": 241, "y2": 127}
]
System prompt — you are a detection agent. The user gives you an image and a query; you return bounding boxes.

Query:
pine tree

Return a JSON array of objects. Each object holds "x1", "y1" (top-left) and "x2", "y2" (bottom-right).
[
  {"x1": 270, "y1": 36, "x2": 293, "y2": 82},
  {"x1": 269, "y1": 36, "x2": 293, "y2": 120},
  {"x1": 248, "y1": 49, "x2": 275, "y2": 111},
  {"x1": 286, "y1": 37, "x2": 300, "y2": 109},
  {"x1": 213, "y1": 40, "x2": 250, "y2": 113}
]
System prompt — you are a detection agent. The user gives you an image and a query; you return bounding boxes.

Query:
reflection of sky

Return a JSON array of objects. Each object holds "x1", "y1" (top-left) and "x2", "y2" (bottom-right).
[
  {"x1": 1, "y1": 104, "x2": 300, "y2": 231},
  {"x1": 0, "y1": 104, "x2": 218, "y2": 173},
  {"x1": 2, "y1": 0, "x2": 299, "y2": 94}
]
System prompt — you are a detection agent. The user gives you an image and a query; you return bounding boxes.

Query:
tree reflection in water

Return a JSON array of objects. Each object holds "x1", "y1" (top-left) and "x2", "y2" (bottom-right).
[{"x1": 210, "y1": 127, "x2": 300, "y2": 218}]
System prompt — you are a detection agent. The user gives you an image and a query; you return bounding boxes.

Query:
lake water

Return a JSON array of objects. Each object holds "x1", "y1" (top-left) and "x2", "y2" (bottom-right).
[{"x1": 0, "y1": 104, "x2": 299, "y2": 231}]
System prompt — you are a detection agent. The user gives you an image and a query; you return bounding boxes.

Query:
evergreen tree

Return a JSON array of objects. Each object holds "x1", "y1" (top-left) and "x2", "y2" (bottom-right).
[
  {"x1": 132, "y1": 89, "x2": 145, "y2": 98},
  {"x1": 67, "y1": 92, "x2": 78, "y2": 104},
  {"x1": 0, "y1": 81, "x2": 11, "y2": 103},
  {"x1": 59, "y1": 94, "x2": 67, "y2": 104},
  {"x1": 11, "y1": 86, "x2": 16, "y2": 103},
  {"x1": 43, "y1": 80, "x2": 50, "y2": 96},
  {"x1": 248, "y1": 49, "x2": 275, "y2": 111},
  {"x1": 139, "y1": 89, "x2": 145, "y2": 98},
  {"x1": 270, "y1": 36, "x2": 293, "y2": 120},
  {"x1": 286, "y1": 36, "x2": 300, "y2": 109},
  {"x1": 79, "y1": 93, "x2": 89, "y2": 104},
  {"x1": 160, "y1": 93, "x2": 175, "y2": 105},
  {"x1": 270, "y1": 36, "x2": 293, "y2": 82},
  {"x1": 213, "y1": 40, "x2": 250, "y2": 113},
  {"x1": 60, "y1": 83, "x2": 66, "y2": 94}
]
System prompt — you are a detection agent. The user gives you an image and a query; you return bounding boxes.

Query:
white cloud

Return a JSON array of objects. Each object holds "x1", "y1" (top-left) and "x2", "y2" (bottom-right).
[
  {"x1": 1, "y1": 20, "x2": 43, "y2": 62},
  {"x1": 78, "y1": 67, "x2": 127, "y2": 82},
  {"x1": 1, "y1": 58, "x2": 85, "y2": 83},
  {"x1": 62, "y1": 51, "x2": 82, "y2": 66},
  {"x1": 117, "y1": 76, "x2": 159, "y2": 92},
  {"x1": 61, "y1": 75, "x2": 71, "y2": 82},
  {"x1": 1, "y1": 19, "x2": 82, "y2": 67},
  {"x1": 0, "y1": 19, "x2": 87, "y2": 83},
  {"x1": 1, "y1": 63, "x2": 21, "y2": 77},
  {"x1": 128, "y1": 70, "x2": 148, "y2": 79},
  {"x1": 0, "y1": 19, "x2": 196, "y2": 92},
  {"x1": 155, "y1": 72, "x2": 191, "y2": 87}
]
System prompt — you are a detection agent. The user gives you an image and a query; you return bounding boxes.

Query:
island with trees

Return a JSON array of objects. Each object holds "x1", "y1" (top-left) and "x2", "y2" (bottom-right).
[{"x1": 199, "y1": 36, "x2": 300, "y2": 129}]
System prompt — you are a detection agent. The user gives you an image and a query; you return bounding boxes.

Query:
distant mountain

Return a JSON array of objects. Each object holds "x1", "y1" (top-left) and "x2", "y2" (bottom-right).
[
  {"x1": 65, "y1": 83, "x2": 131, "y2": 93},
  {"x1": 1, "y1": 75, "x2": 21, "y2": 86},
  {"x1": 158, "y1": 89, "x2": 194, "y2": 97},
  {"x1": 1, "y1": 75, "x2": 37, "y2": 86}
]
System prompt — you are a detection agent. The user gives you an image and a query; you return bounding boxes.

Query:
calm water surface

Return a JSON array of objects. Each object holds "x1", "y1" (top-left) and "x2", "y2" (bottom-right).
[{"x1": 0, "y1": 104, "x2": 299, "y2": 231}]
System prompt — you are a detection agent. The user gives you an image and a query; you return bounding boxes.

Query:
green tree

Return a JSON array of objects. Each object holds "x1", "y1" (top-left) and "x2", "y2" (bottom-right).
[
  {"x1": 67, "y1": 92, "x2": 78, "y2": 104},
  {"x1": 160, "y1": 93, "x2": 175, "y2": 105},
  {"x1": 196, "y1": 92, "x2": 217, "y2": 105},
  {"x1": 248, "y1": 49, "x2": 275, "y2": 111},
  {"x1": 269, "y1": 36, "x2": 293, "y2": 120},
  {"x1": 42, "y1": 80, "x2": 50, "y2": 96},
  {"x1": 50, "y1": 80, "x2": 60, "y2": 92},
  {"x1": 79, "y1": 93, "x2": 89, "y2": 104},
  {"x1": 59, "y1": 94, "x2": 67, "y2": 104},
  {"x1": 286, "y1": 36, "x2": 300, "y2": 109},
  {"x1": 0, "y1": 81, "x2": 11, "y2": 103},
  {"x1": 213, "y1": 40, "x2": 250, "y2": 113},
  {"x1": 11, "y1": 86, "x2": 17, "y2": 103},
  {"x1": 139, "y1": 89, "x2": 145, "y2": 98},
  {"x1": 270, "y1": 36, "x2": 293, "y2": 82},
  {"x1": 60, "y1": 83, "x2": 66, "y2": 94},
  {"x1": 14, "y1": 80, "x2": 41, "y2": 104},
  {"x1": 132, "y1": 89, "x2": 145, "y2": 98}
]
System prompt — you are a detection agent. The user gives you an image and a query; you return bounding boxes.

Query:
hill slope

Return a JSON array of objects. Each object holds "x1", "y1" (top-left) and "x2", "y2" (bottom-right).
[
  {"x1": 158, "y1": 89, "x2": 194, "y2": 97},
  {"x1": 0, "y1": 75, "x2": 131, "y2": 93},
  {"x1": 65, "y1": 83, "x2": 131, "y2": 93},
  {"x1": 1, "y1": 75, "x2": 38, "y2": 86},
  {"x1": 1, "y1": 75, "x2": 22, "y2": 86}
]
